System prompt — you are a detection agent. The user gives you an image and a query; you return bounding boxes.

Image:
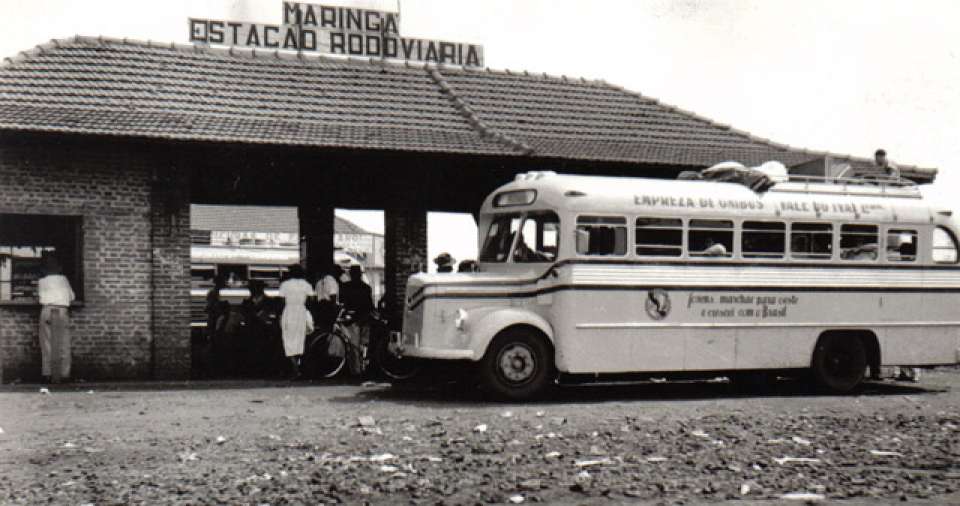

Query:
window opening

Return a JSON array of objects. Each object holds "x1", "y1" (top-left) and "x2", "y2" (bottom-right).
[
  {"x1": 576, "y1": 216, "x2": 627, "y2": 256},
  {"x1": 635, "y1": 217, "x2": 682, "y2": 257},
  {"x1": 688, "y1": 219, "x2": 733, "y2": 257},
  {"x1": 886, "y1": 229, "x2": 917, "y2": 262},
  {"x1": 742, "y1": 221, "x2": 786, "y2": 259},
  {"x1": 840, "y1": 224, "x2": 879, "y2": 261},
  {"x1": 0, "y1": 214, "x2": 82, "y2": 302},
  {"x1": 513, "y1": 212, "x2": 560, "y2": 263},
  {"x1": 933, "y1": 227, "x2": 959, "y2": 263},
  {"x1": 790, "y1": 223, "x2": 833, "y2": 260}
]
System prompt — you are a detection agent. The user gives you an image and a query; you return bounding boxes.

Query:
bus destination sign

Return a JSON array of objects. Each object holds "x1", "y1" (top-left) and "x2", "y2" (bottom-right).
[{"x1": 189, "y1": 1, "x2": 484, "y2": 67}]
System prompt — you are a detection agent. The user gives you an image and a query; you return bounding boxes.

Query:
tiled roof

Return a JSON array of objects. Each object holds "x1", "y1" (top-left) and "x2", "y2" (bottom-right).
[
  {"x1": 0, "y1": 36, "x2": 936, "y2": 182},
  {"x1": 191, "y1": 204, "x2": 377, "y2": 236}
]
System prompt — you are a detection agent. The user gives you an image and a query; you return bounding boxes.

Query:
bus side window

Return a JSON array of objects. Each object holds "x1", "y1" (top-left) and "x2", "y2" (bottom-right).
[
  {"x1": 742, "y1": 221, "x2": 785, "y2": 259},
  {"x1": 513, "y1": 212, "x2": 560, "y2": 263},
  {"x1": 933, "y1": 227, "x2": 959, "y2": 263},
  {"x1": 635, "y1": 217, "x2": 682, "y2": 256},
  {"x1": 688, "y1": 219, "x2": 733, "y2": 257},
  {"x1": 886, "y1": 229, "x2": 918, "y2": 262},
  {"x1": 576, "y1": 216, "x2": 627, "y2": 256},
  {"x1": 791, "y1": 223, "x2": 832, "y2": 260},
  {"x1": 840, "y1": 224, "x2": 879, "y2": 261}
]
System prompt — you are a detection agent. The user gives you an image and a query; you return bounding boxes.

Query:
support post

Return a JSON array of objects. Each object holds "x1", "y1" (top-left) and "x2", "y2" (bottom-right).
[
  {"x1": 298, "y1": 204, "x2": 335, "y2": 278},
  {"x1": 384, "y1": 207, "x2": 427, "y2": 325}
]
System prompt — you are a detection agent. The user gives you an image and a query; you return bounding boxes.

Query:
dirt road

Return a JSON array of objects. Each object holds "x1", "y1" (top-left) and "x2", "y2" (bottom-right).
[{"x1": 1, "y1": 370, "x2": 959, "y2": 504}]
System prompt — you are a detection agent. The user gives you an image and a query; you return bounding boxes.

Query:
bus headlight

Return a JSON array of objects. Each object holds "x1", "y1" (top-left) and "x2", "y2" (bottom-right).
[{"x1": 454, "y1": 308, "x2": 469, "y2": 330}]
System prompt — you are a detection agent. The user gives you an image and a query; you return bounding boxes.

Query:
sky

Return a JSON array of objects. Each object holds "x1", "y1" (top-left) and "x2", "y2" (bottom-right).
[{"x1": 2, "y1": 0, "x2": 958, "y2": 268}]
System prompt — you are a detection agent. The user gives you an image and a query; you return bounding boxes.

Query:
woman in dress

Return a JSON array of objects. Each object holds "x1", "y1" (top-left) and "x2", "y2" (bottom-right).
[{"x1": 278, "y1": 264, "x2": 314, "y2": 379}]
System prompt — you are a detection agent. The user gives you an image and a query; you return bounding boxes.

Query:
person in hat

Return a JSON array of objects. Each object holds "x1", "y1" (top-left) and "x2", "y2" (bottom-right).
[
  {"x1": 37, "y1": 256, "x2": 75, "y2": 383},
  {"x1": 434, "y1": 252, "x2": 455, "y2": 273}
]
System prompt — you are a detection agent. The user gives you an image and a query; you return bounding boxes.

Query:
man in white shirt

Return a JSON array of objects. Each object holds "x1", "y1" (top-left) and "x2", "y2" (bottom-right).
[{"x1": 38, "y1": 258, "x2": 75, "y2": 383}]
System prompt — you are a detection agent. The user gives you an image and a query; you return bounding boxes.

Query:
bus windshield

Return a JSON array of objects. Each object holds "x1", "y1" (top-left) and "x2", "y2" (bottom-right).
[{"x1": 480, "y1": 212, "x2": 560, "y2": 263}]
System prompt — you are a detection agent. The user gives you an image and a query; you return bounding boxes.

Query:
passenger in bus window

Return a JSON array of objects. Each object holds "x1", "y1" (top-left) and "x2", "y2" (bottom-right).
[
  {"x1": 842, "y1": 243, "x2": 878, "y2": 261},
  {"x1": 701, "y1": 237, "x2": 728, "y2": 257}
]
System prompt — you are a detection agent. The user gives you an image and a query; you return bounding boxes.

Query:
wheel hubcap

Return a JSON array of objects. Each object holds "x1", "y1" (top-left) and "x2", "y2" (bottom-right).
[{"x1": 498, "y1": 343, "x2": 536, "y2": 383}]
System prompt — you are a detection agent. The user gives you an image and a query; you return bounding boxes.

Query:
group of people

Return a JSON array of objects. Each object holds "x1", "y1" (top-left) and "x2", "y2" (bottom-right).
[
  {"x1": 433, "y1": 252, "x2": 477, "y2": 273},
  {"x1": 204, "y1": 263, "x2": 375, "y2": 380}
]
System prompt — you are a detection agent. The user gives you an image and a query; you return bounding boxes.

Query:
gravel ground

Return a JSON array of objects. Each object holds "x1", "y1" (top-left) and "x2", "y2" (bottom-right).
[{"x1": 1, "y1": 369, "x2": 959, "y2": 505}]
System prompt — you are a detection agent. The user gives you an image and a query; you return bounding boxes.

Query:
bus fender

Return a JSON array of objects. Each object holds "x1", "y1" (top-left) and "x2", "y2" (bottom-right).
[{"x1": 465, "y1": 307, "x2": 554, "y2": 361}]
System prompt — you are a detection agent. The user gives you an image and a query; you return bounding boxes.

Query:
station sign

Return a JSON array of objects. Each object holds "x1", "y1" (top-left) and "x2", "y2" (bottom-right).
[{"x1": 189, "y1": 1, "x2": 484, "y2": 67}]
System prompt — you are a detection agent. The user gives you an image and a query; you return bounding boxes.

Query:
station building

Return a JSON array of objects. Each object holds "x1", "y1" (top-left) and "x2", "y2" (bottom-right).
[{"x1": 0, "y1": 36, "x2": 936, "y2": 382}]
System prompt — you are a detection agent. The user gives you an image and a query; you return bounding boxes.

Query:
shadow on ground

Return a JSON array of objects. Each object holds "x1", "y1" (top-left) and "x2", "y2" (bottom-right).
[{"x1": 329, "y1": 377, "x2": 943, "y2": 407}]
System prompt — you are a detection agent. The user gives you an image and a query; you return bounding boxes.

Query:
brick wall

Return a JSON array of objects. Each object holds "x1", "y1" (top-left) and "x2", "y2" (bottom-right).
[
  {"x1": 384, "y1": 207, "x2": 427, "y2": 325},
  {"x1": 0, "y1": 134, "x2": 191, "y2": 382}
]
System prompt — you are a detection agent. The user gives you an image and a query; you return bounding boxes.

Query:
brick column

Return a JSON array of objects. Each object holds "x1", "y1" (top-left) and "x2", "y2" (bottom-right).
[
  {"x1": 298, "y1": 204, "x2": 334, "y2": 278},
  {"x1": 384, "y1": 207, "x2": 427, "y2": 324},
  {"x1": 150, "y1": 165, "x2": 192, "y2": 380}
]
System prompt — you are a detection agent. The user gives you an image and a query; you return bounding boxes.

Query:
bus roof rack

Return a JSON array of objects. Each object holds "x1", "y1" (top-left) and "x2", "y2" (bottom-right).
[
  {"x1": 684, "y1": 161, "x2": 921, "y2": 199},
  {"x1": 770, "y1": 174, "x2": 921, "y2": 199}
]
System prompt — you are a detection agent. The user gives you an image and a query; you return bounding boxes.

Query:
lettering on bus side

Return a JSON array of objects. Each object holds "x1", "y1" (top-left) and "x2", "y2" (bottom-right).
[
  {"x1": 633, "y1": 194, "x2": 888, "y2": 217},
  {"x1": 686, "y1": 292, "x2": 799, "y2": 319}
]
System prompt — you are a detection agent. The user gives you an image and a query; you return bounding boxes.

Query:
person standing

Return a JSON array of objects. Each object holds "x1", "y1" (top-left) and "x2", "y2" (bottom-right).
[
  {"x1": 205, "y1": 274, "x2": 227, "y2": 341},
  {"x1": 38, "y1": 257, "x2": 75, "y2": 384},
  {"x1": 278, "y1": 264, "x2": 314, "y2": 379},
  {"x1": 314, "y1": 263, "x2": 341, "y2": 333},
  {"x1": 872, "y1": 149, "x2": 900, "y2": 181},
  {"x1": 434, "y1": 252, "x2": 456, "y2": 273},
  {"x1": 340, "y1": 265, "x2": 374, "y2": 375}
]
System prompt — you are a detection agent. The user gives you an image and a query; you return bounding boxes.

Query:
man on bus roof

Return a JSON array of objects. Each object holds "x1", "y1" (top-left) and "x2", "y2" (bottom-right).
[{"x1": 872, "y1": 149, "x2": 900, "y2": 181}]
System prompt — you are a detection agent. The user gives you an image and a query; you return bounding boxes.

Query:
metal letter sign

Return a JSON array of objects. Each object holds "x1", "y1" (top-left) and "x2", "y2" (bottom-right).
[{"x1": 189, "y1": 1, "x2": 484, "y2": 67}]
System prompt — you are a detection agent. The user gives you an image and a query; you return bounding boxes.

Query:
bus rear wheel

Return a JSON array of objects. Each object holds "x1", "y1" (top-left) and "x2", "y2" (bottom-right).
[
  {"x1": 480, "y1": 328, "x2": 554, "y2": 401},
  {"x1": 811, "y1": 333, "x2": 866, "y2": 394}
]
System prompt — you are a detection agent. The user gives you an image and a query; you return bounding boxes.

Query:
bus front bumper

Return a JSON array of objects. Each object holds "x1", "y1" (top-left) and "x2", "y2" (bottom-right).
[{"x1": 390, "y1": 331, "x2": 475, "y2": 360}]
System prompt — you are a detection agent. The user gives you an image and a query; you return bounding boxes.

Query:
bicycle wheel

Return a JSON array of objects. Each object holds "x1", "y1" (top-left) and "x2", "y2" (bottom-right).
[
  {"x1": 372, "y1": 336, "x2": 421, "y2": 381},
  {"x1": 304, "y1": 332, "x2": 346, "y2": 379}
]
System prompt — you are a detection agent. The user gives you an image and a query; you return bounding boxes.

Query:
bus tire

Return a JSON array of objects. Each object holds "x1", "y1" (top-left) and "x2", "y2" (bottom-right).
[
  {"x1": 811, "y1": 333, "x2": 867, "y2": 394},
  {"x1": 479, "y1": 327, "x2": 554, "y2": 401}
]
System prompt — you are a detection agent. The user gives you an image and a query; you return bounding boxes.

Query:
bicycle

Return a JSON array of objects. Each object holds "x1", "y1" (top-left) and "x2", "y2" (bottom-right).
[
  {"x1": 303, "y1": 305, "x2": 421, "y2": 381},
  {"x1": 302, "y1": 305, "x2": 362, "y2": 379}
]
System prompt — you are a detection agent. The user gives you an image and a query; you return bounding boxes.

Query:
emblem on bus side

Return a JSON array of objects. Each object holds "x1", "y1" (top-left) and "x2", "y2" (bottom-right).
[{"x1": 645, "y1": 289, "x2": 671, "y2": 320}]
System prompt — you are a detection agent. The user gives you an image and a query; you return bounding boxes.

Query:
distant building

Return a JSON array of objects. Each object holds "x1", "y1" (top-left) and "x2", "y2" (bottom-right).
[{"x1": 190, "y1": 205, "x2": 384, "y2": 300}]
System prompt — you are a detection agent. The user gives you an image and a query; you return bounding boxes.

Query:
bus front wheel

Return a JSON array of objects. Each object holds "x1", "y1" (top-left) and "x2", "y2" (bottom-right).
[
  {"x1": 480, "y1": 328, "x2": 554, "y2": 401},
  {"x1": 811, "y1": 333, "x2": 866, "y2": 394}
]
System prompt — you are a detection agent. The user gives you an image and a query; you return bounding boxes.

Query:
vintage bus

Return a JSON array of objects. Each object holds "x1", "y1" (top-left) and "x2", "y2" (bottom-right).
[
  {"x1": 396, "y1": 170, "x2": 960, "y2": 399},
  {"x1": 189, "y1": 245, "x2": 297, "y2": 327}
]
